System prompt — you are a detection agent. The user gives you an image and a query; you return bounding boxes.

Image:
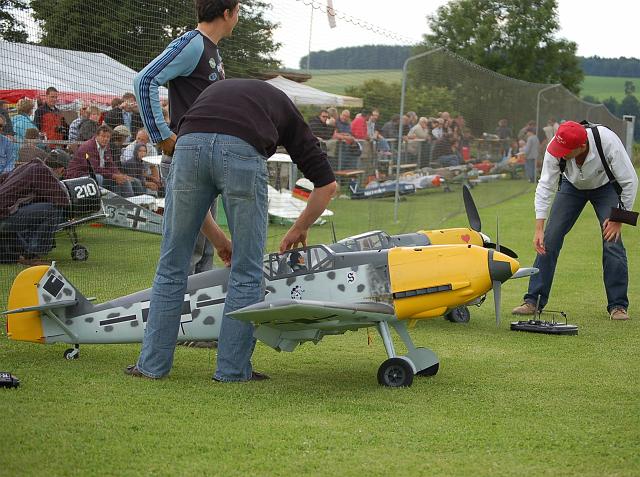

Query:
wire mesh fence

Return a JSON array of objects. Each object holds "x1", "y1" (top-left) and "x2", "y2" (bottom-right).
[{"x1": 0, "y1": 0, "x2": 632, "y2": 307}]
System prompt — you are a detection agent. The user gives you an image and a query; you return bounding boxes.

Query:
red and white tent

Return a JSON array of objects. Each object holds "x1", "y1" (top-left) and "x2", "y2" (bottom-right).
[{"x1": 0, "y1": 40, "x2": 167, "y2": 109}]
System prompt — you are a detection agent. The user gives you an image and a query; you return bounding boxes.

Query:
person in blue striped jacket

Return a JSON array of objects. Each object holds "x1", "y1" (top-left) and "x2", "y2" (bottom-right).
[{"x1": 134, "y1": 0, "x2": 239, "y2": 279}]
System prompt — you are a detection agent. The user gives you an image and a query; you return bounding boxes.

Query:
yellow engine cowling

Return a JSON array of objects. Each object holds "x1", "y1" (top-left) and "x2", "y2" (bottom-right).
[
  {"x1": 387, "y1": 245, "x2": 515, "y2": 320},
  {"x1": 419, "y1": 227, "x2": 484, "y2": 247},
  {"x1": 6, "y1": 266, "x2": 48, "y2": 343}
]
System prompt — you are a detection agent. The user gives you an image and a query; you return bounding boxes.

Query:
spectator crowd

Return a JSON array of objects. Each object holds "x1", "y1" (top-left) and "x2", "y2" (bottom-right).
[
  {"x1": 0, "y1": 87, "x2": 163, "y2": 198},
  {"x1": 0, "y1": 83, "x2": 565, "y2": 265},
  {"x1": 306, "y1": 104, "x2": 559, "y2": 180}
]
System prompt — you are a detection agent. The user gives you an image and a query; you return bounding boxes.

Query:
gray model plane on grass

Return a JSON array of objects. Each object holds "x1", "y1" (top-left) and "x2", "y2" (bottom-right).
[{"x1": 54, "y1": 176, "x2": 163, "y2": 261}]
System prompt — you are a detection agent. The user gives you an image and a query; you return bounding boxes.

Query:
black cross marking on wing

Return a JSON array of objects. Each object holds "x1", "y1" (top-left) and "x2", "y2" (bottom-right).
[{"x1": 126, "y1": 207, "x2": 147, "y2": 228}]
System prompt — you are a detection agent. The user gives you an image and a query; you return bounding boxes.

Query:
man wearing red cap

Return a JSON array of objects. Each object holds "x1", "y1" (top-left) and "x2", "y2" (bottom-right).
[{"x1": 512, "y1": 120, "x2": 638, "y2": 320}]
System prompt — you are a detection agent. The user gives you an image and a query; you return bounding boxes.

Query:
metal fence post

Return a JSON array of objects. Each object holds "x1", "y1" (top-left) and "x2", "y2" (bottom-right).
[
  {"x1": 394, "y1": 47, "x2": 443, "y2": 223},
  {"x1": 535, "y1": 84, "x2": 561, "y2": 183}
]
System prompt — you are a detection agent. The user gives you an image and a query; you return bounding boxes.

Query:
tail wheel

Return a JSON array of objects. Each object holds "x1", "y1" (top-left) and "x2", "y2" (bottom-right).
[
  {"x1": 63, "y1": 348, "x2": 79, "y2": 360},
  {"x1": 71, "y1": 244, "x2": 88, "y2": 261},
  {"x1": 377, "y1": 358, "x2": 414, "y2": 387}
]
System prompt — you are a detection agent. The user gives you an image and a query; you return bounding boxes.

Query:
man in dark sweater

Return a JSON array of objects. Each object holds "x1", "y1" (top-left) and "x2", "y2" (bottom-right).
[
  {"x1": 0, "y1": 155, "x2": 70, "y2": 264},
  {"x1": 128, "y1": 79, "x2": 337, "y2": 382}
]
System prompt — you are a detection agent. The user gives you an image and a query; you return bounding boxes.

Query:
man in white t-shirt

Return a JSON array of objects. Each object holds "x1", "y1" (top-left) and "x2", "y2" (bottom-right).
[{"x1": 512, "y1": 121, "x2": 638, "y2": 320}]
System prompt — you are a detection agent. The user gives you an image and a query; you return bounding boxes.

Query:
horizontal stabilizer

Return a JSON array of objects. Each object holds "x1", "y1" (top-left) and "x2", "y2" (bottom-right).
[{"x1": 3, "y1": 300, "x2": 78, "y2": 316}]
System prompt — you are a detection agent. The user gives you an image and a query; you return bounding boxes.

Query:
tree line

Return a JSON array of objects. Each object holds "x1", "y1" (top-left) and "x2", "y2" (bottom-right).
[
  {"x1": 581, "y1": 57, "x2": 640, "y2": 78},
  {"x1": 303, "y1": 46, "x2": 640, "y2": 80},
  {"x1": 299, "y1": 45, "x2": 412, "y2": 70}
]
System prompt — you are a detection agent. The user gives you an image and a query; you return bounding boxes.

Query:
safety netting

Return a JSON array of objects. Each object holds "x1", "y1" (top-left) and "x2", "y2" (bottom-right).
[{"x1": 0, "y1": 0, "x2": 630, "y2": 306}]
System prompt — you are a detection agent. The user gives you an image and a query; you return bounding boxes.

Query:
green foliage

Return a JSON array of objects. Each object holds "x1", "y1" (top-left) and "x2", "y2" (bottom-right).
[
  {"x1": 220, "y1": 0, "x2": 282, "y2": 78},
  {"x1": 300, "y1": 45, "x2": 412, "y2": 70},
  {"x1": 30, "y1": 0, "x2": 280, "y2": 75},
  {"x1": 420, "y1": 0, "x2": 584, "y2": 93},
  {"x1": 0, "y1": 0, "x2": 28, "y2": 42},
  {"x1": 624, "y1": 81, "x2": 636, "y2": 96},
  {"x1": 581, "y1": 55, "x2": 640, "y2": 77},
  {"x1": 344, "y1": 79, "x2": 455, "y2": 122}
]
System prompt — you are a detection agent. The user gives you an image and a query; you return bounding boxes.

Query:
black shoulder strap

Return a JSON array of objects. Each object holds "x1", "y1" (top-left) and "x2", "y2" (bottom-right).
[
  {"x1": 557, "y1": 158, "x2": 566, "y2": 191},
  {"x1": 587, "y1": 125, "x2": 624, "y2": 203}
]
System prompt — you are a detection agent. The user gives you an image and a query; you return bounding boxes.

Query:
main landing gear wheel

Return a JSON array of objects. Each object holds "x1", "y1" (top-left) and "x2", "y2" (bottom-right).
[
  {"x1": 416, "y1": 362, "x2": 439, "y2": 377},
  {"x1": 63, "y1": 347, "x2": 79, "y2": 360},
  {"x1": 71, "y1": 244, "x2": 88, "y2": 261},
  {"x1": 445, "y1": 306, "x2": 470, "y2": 323},
  {"x1": 377, "y1": 358, "x2": 414, "y2": 387}
]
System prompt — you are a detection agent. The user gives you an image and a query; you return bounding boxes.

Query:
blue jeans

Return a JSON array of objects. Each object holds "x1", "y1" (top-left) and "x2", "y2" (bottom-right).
[
  {"x1": 525, "y1": 158, "x2": 536, "y2": 182},
  {"x1": 0, "y1": 203, "x2": 63, "y2": 262},
  {"x1": 136, "y1": 133, "x2": 268, "y2": 380},
  {"x1": 96, "y1": 173, "x2": 145, "y2": 198},
  {"x1": 524, "y1": 179, "x2": 628, "y2": 312},
  {"x1": 161, "y1": 153, "x2": 217, "y2": 275}
]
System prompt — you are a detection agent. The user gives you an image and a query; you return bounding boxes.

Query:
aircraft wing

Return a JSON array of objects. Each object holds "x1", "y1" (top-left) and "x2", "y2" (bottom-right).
[
  {"x1": 229, "y1": 299, "x2": 394, "y2": 325},
  {"x1": 230, "y1": 299, "x2": 396, "y2": 352}
]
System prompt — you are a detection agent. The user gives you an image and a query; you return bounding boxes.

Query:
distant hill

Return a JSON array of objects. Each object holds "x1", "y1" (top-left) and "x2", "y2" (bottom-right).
[
  {"x1": 580, "y1": 56, "x2": 640, "y2": 78},
  {"x1": 300, "y1": 45, "x2": 411, "y2": 70},
  {"x1": 300, "y1": 46, "x2": 640, "y2": 78}
]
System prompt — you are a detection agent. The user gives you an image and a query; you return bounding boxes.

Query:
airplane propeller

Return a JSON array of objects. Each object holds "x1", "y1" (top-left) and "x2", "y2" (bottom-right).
[
  {"x1": 462, "y1": 184, "x2": 482, "y2": 233},
  {"x1": 462, "y1": 184, "x2": 518, "y2": 259},
  {"x1": 493, "y1": 279, "x2": 502, "y2": 327},
  {"x1": 493, "y1": 217, "x2": 502, "y2": 327}
]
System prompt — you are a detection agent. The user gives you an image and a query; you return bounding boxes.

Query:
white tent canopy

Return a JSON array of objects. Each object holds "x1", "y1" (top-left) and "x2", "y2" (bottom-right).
[
  {"x1": 266, "y1": 75, "x2": 362, "y2": 108},
  {"x1": 0, "y1": 41, "x2": 167, "y2": 106}
]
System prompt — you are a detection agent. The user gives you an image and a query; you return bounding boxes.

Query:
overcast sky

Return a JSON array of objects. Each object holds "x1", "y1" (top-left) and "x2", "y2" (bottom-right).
[{"x1": 267, "y1": 0, "x2": 639, "y2": 69}]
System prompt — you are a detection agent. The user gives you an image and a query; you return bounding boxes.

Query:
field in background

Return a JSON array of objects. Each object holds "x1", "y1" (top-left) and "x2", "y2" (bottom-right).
[
  {"x1": 581, "y1": 75, "x2": 640, "y2": 101},
  {"x1": 306, "y1": 70, "x2": 638, "y2": 102},
  {"x1": 0, "y1": 179, "x2": 639, "y2": 476}
]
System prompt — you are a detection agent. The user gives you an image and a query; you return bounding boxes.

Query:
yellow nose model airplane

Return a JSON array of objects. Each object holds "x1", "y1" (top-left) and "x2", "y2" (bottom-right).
[{"x1": 4, "y1": 234, "x2": 535, "y2": 386}]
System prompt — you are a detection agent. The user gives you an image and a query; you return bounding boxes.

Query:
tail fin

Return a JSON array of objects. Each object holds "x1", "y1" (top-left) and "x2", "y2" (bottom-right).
[{"x1": 5, "y1": 263, "x2": 88, "y2": 343}]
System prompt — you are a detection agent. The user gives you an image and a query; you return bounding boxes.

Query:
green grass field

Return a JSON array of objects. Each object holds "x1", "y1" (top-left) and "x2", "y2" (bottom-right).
[
  {"x1": 306, "y1": 69, "x2": 402, "y2": 95},
  {"x1": 580, "y1": 75, "x2": 639, "y2": 102},
  {"x1": 1, "y1": 178, "x2": 638, "y2": 476},
  {"x1": 306, "y1": 70, "x2": 637, "y2": 101}
]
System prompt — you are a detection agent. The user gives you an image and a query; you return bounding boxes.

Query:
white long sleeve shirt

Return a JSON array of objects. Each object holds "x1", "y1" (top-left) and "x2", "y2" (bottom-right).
[{"x1": 535, "y1": 126, "x2": 638, "y2": 219}]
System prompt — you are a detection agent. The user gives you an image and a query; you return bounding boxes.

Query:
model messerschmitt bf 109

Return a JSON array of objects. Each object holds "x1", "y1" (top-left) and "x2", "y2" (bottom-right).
[
  {"x1": 332, "y1": 185, "x2": 519, "y2": 323},
  {"x1": 4, "y1": 193, "x2": 536, "y2": 387}
]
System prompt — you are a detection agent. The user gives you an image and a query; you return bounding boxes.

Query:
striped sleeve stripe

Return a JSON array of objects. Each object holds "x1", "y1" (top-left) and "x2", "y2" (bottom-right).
[{"x1": 137, "y1": 30, "x2": 199, "y2": 142}]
